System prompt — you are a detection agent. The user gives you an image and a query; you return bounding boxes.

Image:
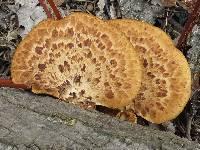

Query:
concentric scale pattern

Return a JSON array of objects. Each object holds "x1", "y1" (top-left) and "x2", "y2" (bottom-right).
[
  {"x1": 11, "y1": 13, "x2": 142, "y2": 109},
  {"x1": 108, "y1": 19, "x2": 191, "y2": 123}
]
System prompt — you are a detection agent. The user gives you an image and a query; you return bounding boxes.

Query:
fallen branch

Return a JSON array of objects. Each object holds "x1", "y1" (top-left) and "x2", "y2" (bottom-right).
[
  {"x1": 47, "y1": 0, "x2": 63, "y2": 19},
  {"x1": 176, "y1": 0, "x2": 200, "y2": 51},
  {"x1": 0, "y1": 79, "x2": 29, "y2": 89},
  {"x1": 38, "y1": 0, "x2": 53, "y2": 18}
]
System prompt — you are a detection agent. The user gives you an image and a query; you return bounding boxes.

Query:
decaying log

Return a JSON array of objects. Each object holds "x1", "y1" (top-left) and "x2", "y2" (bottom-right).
[{"x1": 0, "y1": 88, "x2": 199, "y2": 149}]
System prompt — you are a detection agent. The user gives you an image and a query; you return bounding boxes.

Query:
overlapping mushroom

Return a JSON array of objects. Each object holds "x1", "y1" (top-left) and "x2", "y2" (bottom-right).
[
  {"x1": 11, "y1": 12, "x2": 191, "y2": 124},
  {"x1": 108, "y1": 19, "x2": 191, "y2": 123},
  {"x1": 11, "y1": 12, "x2": 142, "y2": 109}
]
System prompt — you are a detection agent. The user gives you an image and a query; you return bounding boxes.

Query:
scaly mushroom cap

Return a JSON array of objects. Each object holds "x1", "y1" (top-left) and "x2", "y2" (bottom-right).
[
  {"x1": 11, "y1": 13, "x2": 142, "y2": 109},
  {"x1": 108, "y1": 19, "x2": 191, "y2": 123}
]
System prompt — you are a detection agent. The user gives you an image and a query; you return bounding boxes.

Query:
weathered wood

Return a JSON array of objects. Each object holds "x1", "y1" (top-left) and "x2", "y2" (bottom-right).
[{"x1": 0, "y1": 88, "x2": 199, "y2": 149}]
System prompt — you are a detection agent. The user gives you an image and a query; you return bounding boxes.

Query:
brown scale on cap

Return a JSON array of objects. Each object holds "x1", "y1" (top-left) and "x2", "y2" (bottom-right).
[
  {"x1": 108, "y1": 19, "x2": 191, "y2": 123},
  {"x1": 11, "y1": 12, "x2": 142, "y2": 109}
]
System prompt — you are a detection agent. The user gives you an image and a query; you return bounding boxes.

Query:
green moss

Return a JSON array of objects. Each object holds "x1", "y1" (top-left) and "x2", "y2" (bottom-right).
[{"x1": 51, "y1": 112, "x2": 77, "y2": 126}]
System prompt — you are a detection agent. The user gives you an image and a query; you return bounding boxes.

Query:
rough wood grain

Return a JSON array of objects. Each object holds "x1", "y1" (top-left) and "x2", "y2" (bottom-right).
[{"x1": 0, "y1": 88, "x2": 199, "y2": 149}]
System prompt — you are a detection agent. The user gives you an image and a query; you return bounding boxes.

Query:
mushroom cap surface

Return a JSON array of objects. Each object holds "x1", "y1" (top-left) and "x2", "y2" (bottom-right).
[
  {"x1": 108, "y1": 19, "x2": 191, "y2": 123},
  {"x1": 11, "y1": 13, "x2": 142, "y2": 108}
]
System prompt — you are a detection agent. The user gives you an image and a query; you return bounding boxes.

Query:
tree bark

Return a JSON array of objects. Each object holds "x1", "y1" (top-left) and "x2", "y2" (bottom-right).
[{"x1": 0, "y1": 88, "x2": 199, "y2": 150}]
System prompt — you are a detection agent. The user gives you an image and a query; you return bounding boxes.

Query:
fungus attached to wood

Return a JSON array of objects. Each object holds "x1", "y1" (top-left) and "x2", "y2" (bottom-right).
[
  {"x1": 11, "y1": 12, "x2": 142, "y2": 109},
  {"x1": 108, "y1": 19, "x2": 191, "y2": 123}
]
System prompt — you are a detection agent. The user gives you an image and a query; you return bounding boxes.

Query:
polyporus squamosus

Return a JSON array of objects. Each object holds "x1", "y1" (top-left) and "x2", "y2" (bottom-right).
[
  {"x1": 11, "y1": 13, "x2": 142, "y2": 109},
  {"x1": 108, "y1": 19, "x2": 191, "y2": 124}
]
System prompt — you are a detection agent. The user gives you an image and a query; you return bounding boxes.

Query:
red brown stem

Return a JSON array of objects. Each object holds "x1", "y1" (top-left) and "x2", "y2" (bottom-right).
[
  {"x1": 47, "y1": 0, "x2": 63, "y2": 20},
  {"x1": 176, "y1": 0, "x2": 200, "y2": 50},
  {"x1": 38, "y1": 0, "x2": 53, "y2": 18},
  {"x1": 0, "y1": 79, "x2": 30, "y2": 89}
]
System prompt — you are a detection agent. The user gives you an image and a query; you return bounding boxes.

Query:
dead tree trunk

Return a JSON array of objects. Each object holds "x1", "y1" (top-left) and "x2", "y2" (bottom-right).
[{"x1": 0, "y1": 88, "x2": 199, "y2": 149}]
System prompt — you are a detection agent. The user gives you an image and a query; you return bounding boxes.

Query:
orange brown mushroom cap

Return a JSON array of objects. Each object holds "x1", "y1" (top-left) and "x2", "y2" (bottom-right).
[
  {"x1": 11, "y1": 12, "x2": 142, "y2": 109},
  {"x1": 108, "y1": 19, "x2": 191, "y2": 123}
]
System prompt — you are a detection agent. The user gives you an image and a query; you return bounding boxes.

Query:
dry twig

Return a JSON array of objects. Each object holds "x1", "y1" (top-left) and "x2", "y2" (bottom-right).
[
  {"x1": 38, "y1": 0, "x2": 53, "y2": 18},
  {"x1": 176, "y1": 0, "x2": 200, "y2": 51}
]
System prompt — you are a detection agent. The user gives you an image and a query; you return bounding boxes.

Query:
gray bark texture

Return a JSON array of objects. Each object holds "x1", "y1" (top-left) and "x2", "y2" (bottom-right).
[
  {"x1": 0, "y1": 88, "x2": 199, "y2": 150},
  {"x1": 119, "y1": 0, "x2": 164, "y2": 24},
  {"x1": 187, "y1": 25, "x2": 200, "y2": 72}
]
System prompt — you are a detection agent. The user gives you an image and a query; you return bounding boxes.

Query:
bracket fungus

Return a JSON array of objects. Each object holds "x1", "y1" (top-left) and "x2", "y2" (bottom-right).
[
  {"x1": 11, "y1": 12, "x2": 191, "y2": 124},
  {"x1": 11, "y1": 13, "x2": 142, "y2": 109},
  {"x1": 108, "y1": 19, "x2": 191, "y2": 124}
]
